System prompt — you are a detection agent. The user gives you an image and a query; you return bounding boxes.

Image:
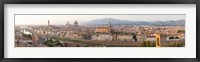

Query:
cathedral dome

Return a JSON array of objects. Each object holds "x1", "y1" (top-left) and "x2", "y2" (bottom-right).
[{"x1": 74, "y1": 20, "x2": 78, "y2": 27}]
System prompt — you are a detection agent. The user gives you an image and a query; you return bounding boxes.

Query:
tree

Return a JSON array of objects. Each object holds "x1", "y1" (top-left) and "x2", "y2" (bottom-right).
[
  {"x1": 47, "y1": 41, "x2": 53, "y2": 47},
  {"x1": 22, "y1": 33, "x2": 32, "y2": 39},
  {"x1": 151, "y1": 42, "x2": 156, "y2": 47},
  {"x1": 145, "y1": 41, "x2": 151, "y2": 47},
  {"x1": 141, "y1": 41, "x2": 146, "y2": 47},
  {"x1": 175, "y1": 37, "x2": 179, "y2": 39},
  {"x1": 177, "y1": 29, "x2": 185, "y2": 33},
  {"x1": 140, "y1": 41, "x2": 155, "y2": 47},
  {"x1": 167, "y1": 42, "x2": 184, "y2": 47},
  {"x1": 44, "y1": 39, "x2": 62, "y2": 47},
  {"x1": 77, "y1": 44, "x2": 79, "y2": 47},
  {"x1": 169, "y1": 36, "x2": 174, "y2": 39}
]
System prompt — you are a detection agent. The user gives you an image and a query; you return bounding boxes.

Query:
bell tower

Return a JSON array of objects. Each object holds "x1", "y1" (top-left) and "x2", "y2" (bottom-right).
[{"x1": 156, "y1": 33, "x2": 167, "y2": 47}]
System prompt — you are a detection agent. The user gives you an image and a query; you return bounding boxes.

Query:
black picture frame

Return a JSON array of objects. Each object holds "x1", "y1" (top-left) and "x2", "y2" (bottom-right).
[{"x1": 0, "y1": 0, "x2": 199, "y2": 62}]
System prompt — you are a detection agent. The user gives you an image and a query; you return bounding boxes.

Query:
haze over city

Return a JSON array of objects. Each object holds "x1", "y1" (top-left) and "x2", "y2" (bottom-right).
[{"x1": 15, "y1": 15, "x2": 185, "y2": 25}]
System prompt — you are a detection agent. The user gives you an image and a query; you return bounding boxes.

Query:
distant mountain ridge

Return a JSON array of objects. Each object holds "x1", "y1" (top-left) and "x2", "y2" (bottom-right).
[{"x1": 84, "y1": 18, "x2": 185, "y2": 26}]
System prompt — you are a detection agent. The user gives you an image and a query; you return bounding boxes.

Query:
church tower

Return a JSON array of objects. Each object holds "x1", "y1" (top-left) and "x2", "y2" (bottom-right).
[
  {"x1": 48, "y1": 20, "x2": 50, "y2": 27},
  {"x1": 156, "y1": 33, "x2": 167, "y2": 47},
  {"x1": 109, "y1": 21, "x2": 112, "y2": 34},
  {"x1": 66, "y1": 21, "x2": 69, "y2": 26}
]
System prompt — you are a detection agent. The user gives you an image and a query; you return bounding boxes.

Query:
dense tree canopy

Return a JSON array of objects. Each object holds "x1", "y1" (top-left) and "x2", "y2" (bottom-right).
[
  {"x1": 44, "y1": 38, "x2": 62, "y2": 47},
  {"x1": 22, "y1": 33, "x2": 32, "y2": 39}
]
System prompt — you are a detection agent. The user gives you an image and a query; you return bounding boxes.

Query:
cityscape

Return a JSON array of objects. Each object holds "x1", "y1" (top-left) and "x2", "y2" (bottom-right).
[{"x1": 15, "y1": 15, "x2": 185, "y2": 47}]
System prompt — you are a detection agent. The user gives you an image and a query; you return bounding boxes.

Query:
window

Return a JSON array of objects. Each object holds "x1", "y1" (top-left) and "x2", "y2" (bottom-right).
[{"x1": 157, "y1": 38, "x2": 160, "y2": 46}]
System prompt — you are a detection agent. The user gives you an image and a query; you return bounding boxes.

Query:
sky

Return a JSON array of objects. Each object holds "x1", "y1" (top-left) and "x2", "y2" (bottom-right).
[{"x1": 15, "y1": 15, "x2": 185, "y2": 25}]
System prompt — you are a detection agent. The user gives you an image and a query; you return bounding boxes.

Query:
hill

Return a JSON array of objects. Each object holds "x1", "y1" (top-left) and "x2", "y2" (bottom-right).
[{"x1": 84, "y1": 18, "x2": 185, "y2": 26}]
